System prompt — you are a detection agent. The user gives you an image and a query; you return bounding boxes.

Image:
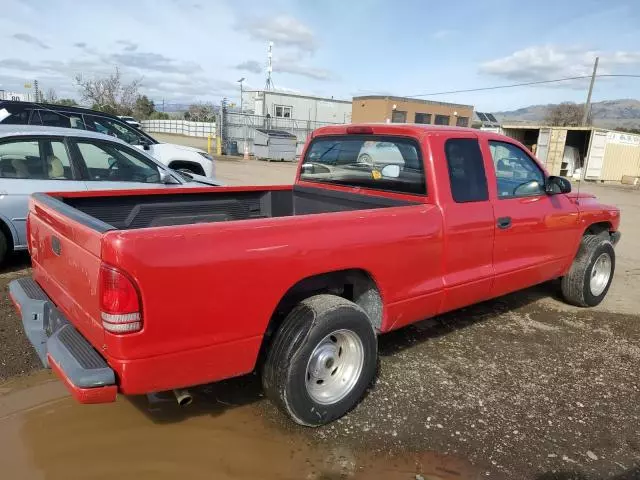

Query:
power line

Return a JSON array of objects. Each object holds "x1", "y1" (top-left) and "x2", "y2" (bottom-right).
[{"x1": 404, "y1": 74, "x2": 640, "y2": 98}]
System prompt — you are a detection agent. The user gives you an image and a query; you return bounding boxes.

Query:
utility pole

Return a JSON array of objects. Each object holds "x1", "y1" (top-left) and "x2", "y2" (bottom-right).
[
  {"x1": 582, "y1": 56, "x2": 599, "y2": 126},
  {"x1": 237, "y1": 77, "x2": 245, "y2": 112}
]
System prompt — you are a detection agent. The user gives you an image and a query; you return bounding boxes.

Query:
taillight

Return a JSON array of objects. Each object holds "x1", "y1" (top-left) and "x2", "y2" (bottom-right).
[
  {"x1": 99, "y1": 265, "x2": 142, "y2": 334},
  {"x1": 346, "y1": 126, "x2": 374, "y2": 134}
]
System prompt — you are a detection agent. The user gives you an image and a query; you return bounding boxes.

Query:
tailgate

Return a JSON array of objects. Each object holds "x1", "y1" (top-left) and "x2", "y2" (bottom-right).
[{"x1": 28, "y1": 193, "x2": 114, "y2": 348}]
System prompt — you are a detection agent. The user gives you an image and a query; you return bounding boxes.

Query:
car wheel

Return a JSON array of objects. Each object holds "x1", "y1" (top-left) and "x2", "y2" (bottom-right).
[
  {"x1": 262, "y1": 294, "x2": 377, "y2": 427},
  {"x1": 0, "y1": 230, "x2": 8, "y2": 265},
  {"x1": 358, "y1": 154, "x2": 372, "y2": 165},
  {"x1": 561, "y1": 234, "x2": 615, "y2": 307}
]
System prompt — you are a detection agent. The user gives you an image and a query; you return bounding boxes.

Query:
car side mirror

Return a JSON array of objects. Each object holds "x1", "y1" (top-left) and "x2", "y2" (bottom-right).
[
  {"x1": 160, "y1": 170, "x2": 180, "y2": 184},
  {"x1": 381, "y1": 164, "x2": 400, "y2": 178},
  {"x1": 139, "y1": 138, "x2": 151, "y2": 150},
  {"x1": 546, "y1": 175, "x2": 572, "y2": 194}
]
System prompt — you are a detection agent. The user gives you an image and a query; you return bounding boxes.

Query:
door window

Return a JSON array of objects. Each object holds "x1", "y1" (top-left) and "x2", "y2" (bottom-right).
[
  {"x1": 0, "y1": 139, "x2": 74, "y2": 179},
  {"x1": 76, "y1": 141, "x2": 161, "y2": 183},
  {"x1": 489, "y1": 141, "x2": 545, "y2": 198},
  {"x1": 444, "y1": 139, "x2": 489, "y2": 203},
  {"x1": 83, "y1": 115, "x2": 146, "y2": 145},
  {"x1": 33, "y1": 110, "x2": 85, "y2": 129}
]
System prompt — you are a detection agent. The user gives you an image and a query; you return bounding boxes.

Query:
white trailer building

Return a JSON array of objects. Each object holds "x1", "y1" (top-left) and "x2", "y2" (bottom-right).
[{"x1": 241, "y1": 90, "x2": 352, "y2": 124}]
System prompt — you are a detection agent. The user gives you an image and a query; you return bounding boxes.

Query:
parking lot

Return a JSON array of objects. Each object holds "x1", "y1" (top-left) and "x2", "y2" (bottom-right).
[{"x1": 0, "y1": 133, "x2": 638, "y2": 480}]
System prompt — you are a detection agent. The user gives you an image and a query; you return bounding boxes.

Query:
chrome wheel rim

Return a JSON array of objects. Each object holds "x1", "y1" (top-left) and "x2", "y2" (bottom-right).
[
  {"x1": 305, "y1": 329, "x2": 364, "y2": 405},
  {"x1": 590, "y1": 252, "x2": 612, "y2": 296}
]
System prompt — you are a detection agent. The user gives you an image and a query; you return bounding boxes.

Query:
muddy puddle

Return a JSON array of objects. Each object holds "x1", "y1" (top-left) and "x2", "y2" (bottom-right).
[{"x1": 0, "y1": 371, "x2": 481, "y2": 480}]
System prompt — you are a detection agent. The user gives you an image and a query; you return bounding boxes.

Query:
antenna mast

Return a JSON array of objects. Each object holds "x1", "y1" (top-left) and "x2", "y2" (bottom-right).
[{"x1": 265, "y1": 41, "x2": 275, "y2": 91}]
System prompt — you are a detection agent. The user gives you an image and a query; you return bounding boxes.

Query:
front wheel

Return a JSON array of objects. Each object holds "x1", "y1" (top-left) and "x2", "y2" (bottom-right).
[
  {"x1": 561, "y1": 234, "x2": 615, "y2": 307},
  {"x1": 262, "y1": 294, "x2": 377, "y2": 426}
]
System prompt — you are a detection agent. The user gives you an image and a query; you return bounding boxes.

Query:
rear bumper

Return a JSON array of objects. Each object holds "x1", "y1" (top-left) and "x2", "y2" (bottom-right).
[{"x1": 9, "y1": 277, "x2": 117, "y2": 404}]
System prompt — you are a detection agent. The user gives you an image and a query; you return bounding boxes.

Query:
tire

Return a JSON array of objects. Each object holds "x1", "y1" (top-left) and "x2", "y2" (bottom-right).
[
  {"x1": 0, "y1": 230, "x2": 8, "y2": 265},
  {"x1": 262, "y1": 294, "x2": 377, "y2": 427},
  {"x1": 561, "y1": 234, "x2": 615, "y2": 307}
]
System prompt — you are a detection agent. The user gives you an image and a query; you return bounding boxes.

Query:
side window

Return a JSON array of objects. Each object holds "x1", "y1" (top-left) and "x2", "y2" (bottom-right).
[
  {"x1": 45, "y1": 141, "x2": 74, "y2": 179},
  {"x1": 76, "y1": 141, "x2": 161, "y2": 183},
  {"x1": 36, "y1": 110, "x2": 84, "y2": 129},
  {"x1": 0, "y1": 140, "x2": 40, "y2": 178},
  {"x1": 489, "y1": 141, "x2": 545, "y2": 198},
  {"x1": 0, "y1": 106, "x2": 30, "y2": 125},
  {"x1": 444, "y1": 138, "x2": 489, "y2": 203},
  {"x1": 83, "y1": 115, "x2": 144, "y2": 145},
  {"x1": 0, "y1": 139, "x2": 74, "y2": 179}
]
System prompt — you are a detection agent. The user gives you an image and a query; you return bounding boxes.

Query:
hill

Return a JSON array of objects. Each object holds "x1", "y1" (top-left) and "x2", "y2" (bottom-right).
[{"x1": 494, "y1": 99, "x2": 640, "y2": 129}]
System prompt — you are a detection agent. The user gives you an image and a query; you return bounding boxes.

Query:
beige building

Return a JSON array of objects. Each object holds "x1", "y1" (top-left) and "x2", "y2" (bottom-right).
[{"x1": 352, "y1": 96, "x2": 475, "y2": 127}]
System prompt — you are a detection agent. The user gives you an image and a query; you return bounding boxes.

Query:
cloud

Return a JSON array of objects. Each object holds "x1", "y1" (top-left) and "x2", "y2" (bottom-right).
[
  {"x1": 116, "y1": 40, "x2": 138, "y2": 52},
  {"x1": 237, "y1": 15, "x2": 316, "y2": 53},
  {"x1": 13, "y1": 33, "x2": 49, "y2": 49},
  {"x1": 274, "y1": 62, "x2": 332, "y2": 81},
  {"x1": 236, "y1": 60, "x2": 263, "y2": 74},
  {"x1": 479, "y1": 45, "x2": 640, "y2": 83},
  {"x1": 108, "y1": 52, "x2": 202, "y2": 74},
  {"x1": 431, "y1": 29, "x2": 456, "y2": 40},
  {"x1": 74, "y1": 42, "x2": 87, "y2": 48}
]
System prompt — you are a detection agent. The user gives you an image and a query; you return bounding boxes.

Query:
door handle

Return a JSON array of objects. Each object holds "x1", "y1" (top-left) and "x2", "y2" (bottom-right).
[{"x1": 497, "y1": 216, "x2": 512, "y2": 229}]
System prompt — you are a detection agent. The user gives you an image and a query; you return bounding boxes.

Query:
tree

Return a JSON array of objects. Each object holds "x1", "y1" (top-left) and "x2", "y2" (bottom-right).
[
  {"x1": 149, "y1": 111, "x2": 170, "y2": 120},
  {"x1": 45, "y1": 88, "x2": 58, "y2": 104},
  {"x1": 57, "y1": 98, "x2": 79, "y2": 107},
  {"x1": 186, "y1": 103, "x2": 215, "y2": 122},
  {"x1": 75, "y1": 67, "x2": 141, "y2": 116},
  {"x1": 133, "y1": 95, "x2": 156, "y2": 120},
  {"x1": 544, "y1": 102, "x2": 586, "y2": 127}
]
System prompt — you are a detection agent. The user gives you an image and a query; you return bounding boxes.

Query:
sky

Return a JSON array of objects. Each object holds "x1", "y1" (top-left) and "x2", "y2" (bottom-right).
[{"x1": 1, "y1": 0, "x2": 640, "y2": 112}]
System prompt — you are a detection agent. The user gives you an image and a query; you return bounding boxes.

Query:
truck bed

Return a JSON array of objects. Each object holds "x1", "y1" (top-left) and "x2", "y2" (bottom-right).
[{"x1": 53, "y1": 185, "x2": 415, "y2": 230}]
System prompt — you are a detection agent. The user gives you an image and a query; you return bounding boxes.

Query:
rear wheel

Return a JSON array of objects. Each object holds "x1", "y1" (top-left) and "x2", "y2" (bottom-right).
[
  {"x1": 561, "y1": 234, "x2": 615, "y2": 307},
  {"x1": 262, "y1": 294, "x2": 377, "y2": 426},
  {"x1": 0, "y1": 230, "x2": 8, "y2": 265}
]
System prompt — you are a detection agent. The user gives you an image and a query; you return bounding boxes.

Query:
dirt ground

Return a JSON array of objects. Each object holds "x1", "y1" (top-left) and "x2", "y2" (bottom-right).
[{"x1": 0, "y1": 138, "x2": 638, "y2": 479}]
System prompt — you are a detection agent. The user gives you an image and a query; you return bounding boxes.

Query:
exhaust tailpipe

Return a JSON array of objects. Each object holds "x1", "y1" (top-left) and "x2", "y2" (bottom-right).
[{"x1": 173, "y1": 388, "x2": 193, "y2": 406}]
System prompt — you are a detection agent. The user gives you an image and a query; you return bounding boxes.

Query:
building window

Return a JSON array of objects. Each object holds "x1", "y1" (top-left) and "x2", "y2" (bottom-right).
[
  {"x1": 434, "y1": 115, "x2": 450, "y2": 125},
  {"x1": 414, "y1": 113, "x2": 431, "y2": 124},
  {"x1": 456, "y1": 116, "x2": 469, "y2": 127},
  {"x1": 391, "y1": 110, "x2": 407, "y2": 123},
  {"x1": 274, "y1": 105, "x2": 292, "y2": 118}
]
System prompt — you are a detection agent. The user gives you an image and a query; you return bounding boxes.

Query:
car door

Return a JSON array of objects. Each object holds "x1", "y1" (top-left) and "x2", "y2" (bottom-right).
[
  {"x1": 429, "y1": 133, "x2": 495, "y2": 313},
  {"x1": 483, "y1": 139, "x2": 579, "y2": 297},
  {"x1": 69, "y1": 138, "x2": 181, "y2": 191},
  {"x1": 0, "y1": 137, "x2": 87, "y2": 248}
]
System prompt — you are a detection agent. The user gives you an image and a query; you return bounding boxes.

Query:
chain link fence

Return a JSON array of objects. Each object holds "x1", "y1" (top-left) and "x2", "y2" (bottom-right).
[
  {"x1": 223, "y1": 112, "x2": 342, "y2": 156},
  {"x1": 142, "y1": 113, "x2": 344, "y2": 156}
]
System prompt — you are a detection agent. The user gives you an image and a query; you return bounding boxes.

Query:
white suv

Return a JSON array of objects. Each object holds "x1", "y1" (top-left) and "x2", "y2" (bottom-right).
[{"x1": 0, "y1": 101, "x2": 216, "y2": 179}]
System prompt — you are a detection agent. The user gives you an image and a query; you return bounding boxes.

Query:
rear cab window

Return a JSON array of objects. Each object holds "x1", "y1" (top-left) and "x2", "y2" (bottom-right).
[{"x1": 300, "y1": 135, "x2": 426, "y2": 195}]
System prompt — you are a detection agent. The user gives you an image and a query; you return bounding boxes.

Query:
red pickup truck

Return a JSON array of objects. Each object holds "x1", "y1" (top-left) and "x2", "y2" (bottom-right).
[{"x1": 9, "y1": 124, "x2": 621, "y2": 426}]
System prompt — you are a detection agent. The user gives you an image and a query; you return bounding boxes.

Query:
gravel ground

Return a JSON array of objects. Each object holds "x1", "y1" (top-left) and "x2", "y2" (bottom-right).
[
  {"x1": 0, "y1": 253, "x2": 39, "y2": 383},
  {"x1": 264, "y1": 285, "x2": 640, "y2": 479}
]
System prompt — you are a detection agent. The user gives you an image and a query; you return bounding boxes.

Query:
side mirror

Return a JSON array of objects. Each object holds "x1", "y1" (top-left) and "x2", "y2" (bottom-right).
[
  {"x1": 514, "y1": 180, "x2": 542, "y2": 196},
  {"x1": 546, "y1": 176, "x2": 572, "y2": 194},
  {"x1": 140, "y1": 138, "x2": 151, "y2": 150},
  {"x1": 381, "y1": 164, "x2": 400, "y2": 178},
  {"x1": 160, "y1": 170, "x2": 180, "y2": 184}
]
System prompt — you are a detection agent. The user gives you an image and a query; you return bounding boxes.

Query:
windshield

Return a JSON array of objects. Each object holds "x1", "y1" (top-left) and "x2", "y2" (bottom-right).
[{"x1": 300, "y1": 135, "x2": 426, "y2": 195}]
